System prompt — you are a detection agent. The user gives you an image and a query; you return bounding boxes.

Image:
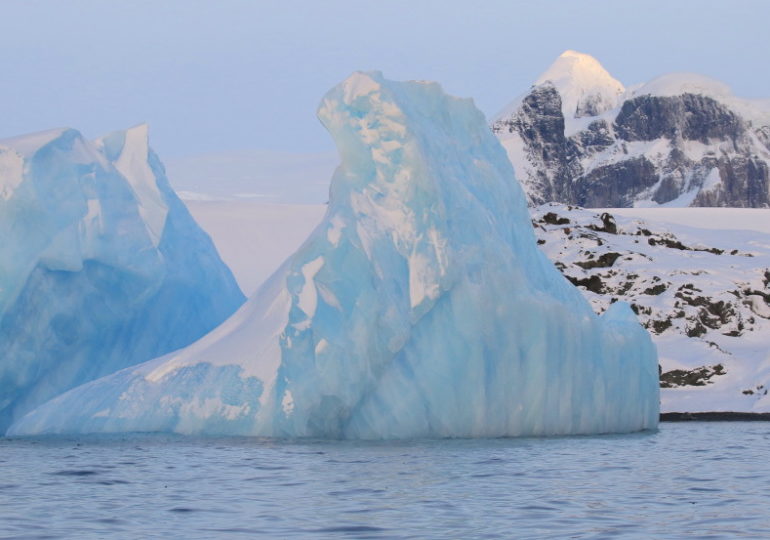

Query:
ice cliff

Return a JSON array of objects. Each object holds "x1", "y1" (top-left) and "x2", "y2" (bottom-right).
[
  {"x1": 9, "y1": 73, "x2": 659, "y2": 438},
  {"x1": 0, "y1": 125, "x2": 244, "y2": 432}
]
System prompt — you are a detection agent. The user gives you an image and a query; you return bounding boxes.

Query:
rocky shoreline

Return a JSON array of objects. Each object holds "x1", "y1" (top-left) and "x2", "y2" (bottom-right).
[{"x1": 661, "y1": 412, "x2": 770, "y2": 421}]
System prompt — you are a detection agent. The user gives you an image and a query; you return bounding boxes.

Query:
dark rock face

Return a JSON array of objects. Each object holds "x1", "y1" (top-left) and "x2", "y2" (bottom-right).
[
  {"x1": 576, "y1": 120, "x2": 614, "y2": 151},
  {"x1": 577, "y1": 157, "x2": 659, "y2": 207},
  {"x1": 694, "y1": 156, "x2": 770, "y2": 207},
  {"x1": 614, "y1": 94, "x2": 744, "y2": 143},
  {"x1": 493, "y1": 85, "x2": 582, "y2": 204},
  {"x1": 660, "y1": 364, "x2": 726, "y2": 388},
  {"x1": 494, "y1": 87, "x2": 770, "y2": 208}
]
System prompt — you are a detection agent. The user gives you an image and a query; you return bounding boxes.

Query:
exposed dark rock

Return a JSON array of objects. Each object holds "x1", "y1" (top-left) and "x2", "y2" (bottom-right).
[
  {"x1": 649, "y1": 318, "x2": 672, "y2": 334},
  {"x1": 575, "y1": 252, "x2": 621, "y2": 269},
  {"x1": 541, "y1": 212, "x2": 570, "y2": 225},
  {"x1": 565, "y1": 274, "x2": 604, "y2": 294},
  {"x1": 493, "y1": 84, "x2": 582, "y2": 205},
  {"x1": 614, "y1": 94, "x2": 743, "y2": 143},
  {"x1": 644, "y1": 283, "x2": 667, "y2": 295},
  {"x1": 576, "y1": 158, "x2": 659, "y2": 207},
  {"x1": 576, "y1": 120, "x2": 614, "y2": 151},
  {"x1": 649, "y1": 237, "x2": 688, "y2": 250},
  {"x1": 686, "y1": 321, "x2": 708, "y2": 337},
  {"x1": 648, "y1": 236, "x2": 725, "y2": 254},
  {"x1": 660, "y1": 364, "x2": 726, "y2": 388},
  {"x1": 587, "y1": 212, "x2": 618, "y2": 234},
  {"x1": 694, "y1": 156, "x2": 770, "y2": 208}
]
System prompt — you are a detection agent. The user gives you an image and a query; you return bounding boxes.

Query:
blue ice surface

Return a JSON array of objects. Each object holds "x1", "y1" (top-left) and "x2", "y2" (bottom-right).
[
  {"x1": 0, "y1": 125, "x2": 244, "y2": 433},
  {"x1": 9, "y1": 73, "x2": 659, "y2": 439}
]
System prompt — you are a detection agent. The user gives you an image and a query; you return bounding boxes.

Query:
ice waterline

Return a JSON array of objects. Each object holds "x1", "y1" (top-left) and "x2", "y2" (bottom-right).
[{"x1": 8, "y1": 72, "x2": 659, "y2": 438}]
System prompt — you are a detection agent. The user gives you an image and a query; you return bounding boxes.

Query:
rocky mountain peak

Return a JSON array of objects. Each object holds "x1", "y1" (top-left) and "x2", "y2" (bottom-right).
[
  {"x1": 494, "y1": 53, "x2": 770, "y2": 208},
  {"x1": 534, "y1": 50, "x2": 625, "y2": 126}
]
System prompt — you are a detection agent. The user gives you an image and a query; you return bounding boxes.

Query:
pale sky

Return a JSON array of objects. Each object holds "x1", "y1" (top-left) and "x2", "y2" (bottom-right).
[{"x1": 1, "y1": 0, "x2": 768, "y2": 160}]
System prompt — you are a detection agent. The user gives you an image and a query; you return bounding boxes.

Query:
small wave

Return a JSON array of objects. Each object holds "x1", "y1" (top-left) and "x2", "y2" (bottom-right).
[{"x1": 50, "y1": 470, "x2": 99, "y2": 476}]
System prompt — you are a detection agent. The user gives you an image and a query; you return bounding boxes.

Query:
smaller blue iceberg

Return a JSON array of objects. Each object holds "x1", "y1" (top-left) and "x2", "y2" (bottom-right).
[{"x1": 0, "y1": 125, "x2": 244, "y2": 432}]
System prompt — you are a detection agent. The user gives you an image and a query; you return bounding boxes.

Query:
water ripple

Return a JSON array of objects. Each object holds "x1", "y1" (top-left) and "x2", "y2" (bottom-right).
[{"x1": 2, "y1": 423, "x2": 769, "y2": 539}]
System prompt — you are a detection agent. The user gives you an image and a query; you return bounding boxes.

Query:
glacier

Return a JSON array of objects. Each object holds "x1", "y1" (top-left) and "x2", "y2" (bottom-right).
[
  {"x1": 0, "y1": 125, "x2": 245, "y2": 432},
  {"x1": 9, "y1": 73, "x2": 659, "y2": 438}
]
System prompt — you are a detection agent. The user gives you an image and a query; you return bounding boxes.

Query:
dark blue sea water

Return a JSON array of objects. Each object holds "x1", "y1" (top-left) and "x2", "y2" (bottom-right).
[{"x1": 1, "y1": 422, "x2": 769, "y2": 539}]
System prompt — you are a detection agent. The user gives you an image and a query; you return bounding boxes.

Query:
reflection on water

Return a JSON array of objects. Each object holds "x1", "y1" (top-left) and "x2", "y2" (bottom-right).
[{"x1": 2, "y1": 423, "x2": 769, "y2": 539}]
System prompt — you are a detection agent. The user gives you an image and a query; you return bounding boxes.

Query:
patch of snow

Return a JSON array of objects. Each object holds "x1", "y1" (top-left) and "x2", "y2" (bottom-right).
[
  {"x1": 298, "y1": 256, "x2": 324, "y2": 318},
  {"x1": 656, "y1": 187, "x2": 699, "y2": 208},
  {"x1": 746, "y1": 295, "x2": 770, "y2": 319},
  {"x1": 700, "y1": 168, "x2": 722, "y2": 193},
  {"x1": 607, "y1": 207, "x2": 770, "y2": 234},
  {"x1": 632, "y1": 72, "x2": 732, "y2": 100}
]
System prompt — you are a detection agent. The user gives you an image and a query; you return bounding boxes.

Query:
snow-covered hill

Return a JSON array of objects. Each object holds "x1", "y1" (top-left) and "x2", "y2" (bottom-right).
[
  {"x1": 531, "y1": 204, "x2": 770, "y2": 413},
  {"x1": 493, "y1": 50, "x2": 770, "y2": 208}
]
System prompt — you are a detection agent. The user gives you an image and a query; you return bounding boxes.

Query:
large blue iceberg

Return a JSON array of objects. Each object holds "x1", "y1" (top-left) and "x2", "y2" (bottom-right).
[
  {"x1": 9, "y1": 73, "x2": 659, "y2": 438},
  {"x1": 0, "y1": 125, "x2": 244, "y2": 432}
]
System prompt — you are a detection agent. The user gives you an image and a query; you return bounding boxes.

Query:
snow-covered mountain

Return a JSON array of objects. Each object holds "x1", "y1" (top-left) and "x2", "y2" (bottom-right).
[
  {"x1": 531, "y1": 203, "x2": 770, "y2": 412},
  {"x1": 9, "y1": 72, "x2": 658, "y2": 439},
  {"x1": 493, "y1": 50, "x2": 770, "y2": 208},
  {"x1": 0, "y1": 125, "x2": 245, "y2": 432}
]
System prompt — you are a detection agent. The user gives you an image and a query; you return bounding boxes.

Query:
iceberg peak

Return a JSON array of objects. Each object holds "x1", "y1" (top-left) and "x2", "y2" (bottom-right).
[
  {"x1": 0, "y1": 127, "x2": 75, "y2": 158},
  {"x1": 338, "y1": 70, "x2": 386, "y2": 102},
  {"x1": 96, "y1": 123, "x2": 167, "y2": 246}
]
